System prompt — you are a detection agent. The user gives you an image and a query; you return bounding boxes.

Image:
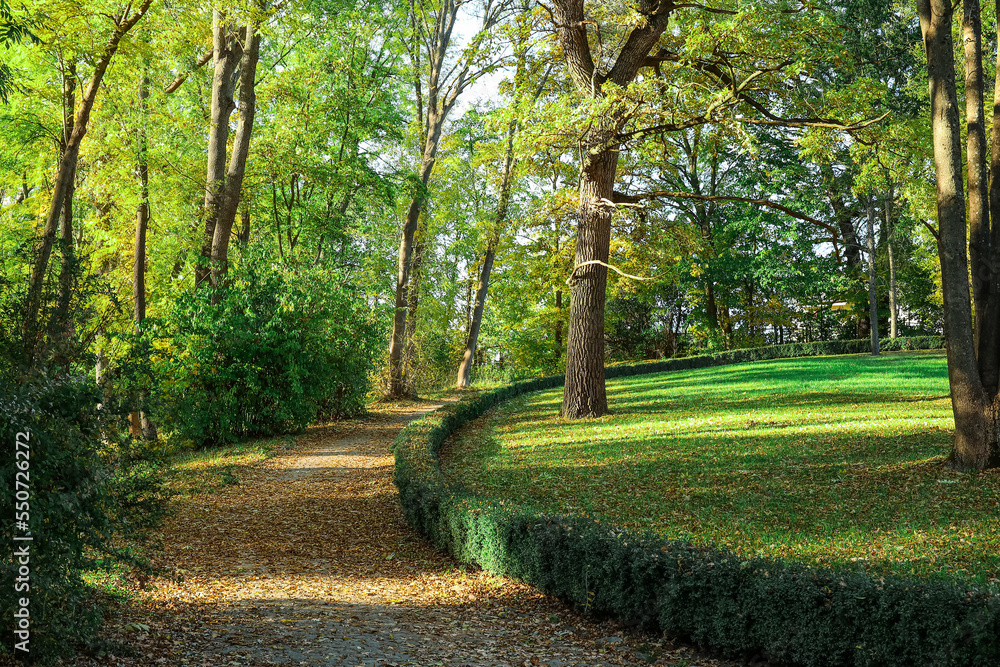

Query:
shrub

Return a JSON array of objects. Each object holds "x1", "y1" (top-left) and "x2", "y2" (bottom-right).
[
  {"x1": 0, "y1": 278, "x2": 166, "y2": 663},
  {"x1": 392, "y1": 336, "x2": 1000, "y2": 667},
  {"x1": 151, "y1": 249, "x2": 380, "y2": 446}
]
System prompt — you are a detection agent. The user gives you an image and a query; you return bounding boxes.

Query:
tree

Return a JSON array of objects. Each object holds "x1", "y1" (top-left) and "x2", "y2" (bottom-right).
[
  {"x1": 918, "y1": 0, "x2": 1000, "y2": 470},
  {"x1": 22, "y1": 0, "x2": 154, "y2": 363},
  {"x1": 546, "y1": 0, "x2": 857, "y2": 417},
  {"x1": 195, "y1": 5, "x2": 263, "y2": 290},
  {"x1": 386, "y1": 0, "x2": 511, "y2": 398},
  {"x1": 546, "y1": 0, "x2": 677, "y2": 417},
  {"x1": 456, "y1": 4, "x2": 544, "y2": 389}
]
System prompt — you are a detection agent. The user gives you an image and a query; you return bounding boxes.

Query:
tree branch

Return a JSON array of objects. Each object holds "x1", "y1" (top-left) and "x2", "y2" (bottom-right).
[
  {"x1": 612, "y1": 189, "x2": 839, "y2": 235},
  {"x1": 164, "y1": 49, "x2": 213, "y2": 94}
]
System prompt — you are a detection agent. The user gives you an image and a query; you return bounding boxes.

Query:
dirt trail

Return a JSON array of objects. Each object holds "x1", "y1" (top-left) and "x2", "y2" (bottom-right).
[{"x1": 73, "y1": 402, "x2": 744, "y2": 667}]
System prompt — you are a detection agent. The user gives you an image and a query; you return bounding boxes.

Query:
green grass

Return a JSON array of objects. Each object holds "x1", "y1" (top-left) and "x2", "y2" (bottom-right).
[{"x1": 444, "y1": 351, "x2": 1000, "y2": 586}]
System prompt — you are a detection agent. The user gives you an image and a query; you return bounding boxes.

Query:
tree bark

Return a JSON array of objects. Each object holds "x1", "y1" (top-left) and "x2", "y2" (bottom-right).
[
  {"x1": 54, "y1": 61, "x2": 77, "y2": 354},
  {"x1": 388, "y1": 167, "x2": 431, "y2": 396},
  {"x1": 401, "y1": 237, "x2": 425, "y2": 397},
  {"x1": 238, "y1": 197, "x2": 251, "y2": 246},
  {"x1": 965, "y1": 0, "x2": 991, "y2": 351},
  {"x1": 864, "y1": 195, "x2": 880, "y2": 355},
  {"x1": 981, "y1": 9, "x2": 1000, "y2": 393},
  {"x1": 456, "y1": 243, "x2": 495, "y2": 388},
  {"x1": 888, "y1": 241, "x2": 898, "y2": 338},
  {"x1": 210, "y1": 19, "x2": 260, "y2": 288},
  {"x1": 919, "y1": 0, "x2": 1000, "y2": 470},
  {"x1": 554, "y1": 287, "x2": 564, "y2": 363},
  {"x1": 23, "y1": 1, "x2": 153, "y2": 362},
  {"x1": 886, "y1": 193, "x2": 898, "y2": 338},
  {"x1": 196, "y1": 10, "x2": 241, "y2": 290},
  {"x1": 388, "y1": 73, "x2": 449, "y2": 396},
  {"x1": 135, "y1": 70, "x2": 157, "y2": 441},
  {"x1": 553, "y1": 0, "x2": 674, "y2": 418},
  {"x1": 135, "y1": 76, "x2": 150, "y2": 327},
  {"x1": 562, "y1": 126, "x2": 618, "y2": 418},
  {"x1": 456, "y1": 116, "x2": 518, "y2": 389}
]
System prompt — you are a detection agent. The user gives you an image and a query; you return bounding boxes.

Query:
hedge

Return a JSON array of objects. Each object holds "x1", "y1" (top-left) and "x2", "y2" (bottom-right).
[{"x1": 394, "y1": 336, "x2": 1000, "y2": 666}]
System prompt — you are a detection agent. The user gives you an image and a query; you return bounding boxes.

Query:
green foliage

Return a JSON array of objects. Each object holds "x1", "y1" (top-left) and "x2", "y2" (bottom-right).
[
  {"x1": 0, "y1": 0, "x2": 38, "y2": 103},
  {"x1": 0, "y1": 281, "x2": 166, "y2": 664},
  {"x1": 151, "y1": 247, "x2": 380, "y2": 447},
  {"x1": 391, "y1": 337, "x2": 1000, "y2": 667}
]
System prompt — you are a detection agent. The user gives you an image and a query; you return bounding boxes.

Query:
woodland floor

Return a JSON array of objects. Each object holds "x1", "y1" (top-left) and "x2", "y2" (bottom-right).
[{"x1": 53, "y1": 401, "x2": 749, "y2": 667}]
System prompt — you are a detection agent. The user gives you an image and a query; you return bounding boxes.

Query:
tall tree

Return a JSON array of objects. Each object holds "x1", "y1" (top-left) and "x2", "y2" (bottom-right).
[
  {"x1": 456, "y1": 5, "x2": 542, "y2": 389},
  {"x1": 548, "y1": 0, "x2": 852, "y2": 417},
  {"x1": 196, "y1": 6, "x2": 262, "y2": 290},
  {"x1": 918, "y1": 0, "x2": 1000, "y2": 470},
  {"x1": 23, "y1": 0, "x2": 155, "y2": 362},
  {"x1": 863, "y1": 194, "x2": 880, "y2": 355},
  {"x1": 386, "y1": 0, "x2": 510, "y2": 397},
  {"x1": 548, "y1": 0, "x2": 677, "y2": 418}
]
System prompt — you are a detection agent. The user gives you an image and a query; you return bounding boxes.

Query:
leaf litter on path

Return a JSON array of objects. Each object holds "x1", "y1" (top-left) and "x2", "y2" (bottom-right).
[{"x1": 51, "y1": 401, "x2": 747, "y2": 667}]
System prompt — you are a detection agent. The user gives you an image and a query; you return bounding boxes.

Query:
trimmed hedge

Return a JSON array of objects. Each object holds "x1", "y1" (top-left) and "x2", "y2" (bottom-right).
[{"x1": 393, "y1": 336, "x2": 1000, "y2": 666}]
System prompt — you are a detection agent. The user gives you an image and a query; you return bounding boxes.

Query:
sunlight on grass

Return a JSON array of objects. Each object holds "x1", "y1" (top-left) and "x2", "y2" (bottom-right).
[
  {"x1": 444, "y1": 351, "x2": 1000, "y2": 586},
  {"x1": 165, "y1": 435, "x2": 295, "y2": 497}
]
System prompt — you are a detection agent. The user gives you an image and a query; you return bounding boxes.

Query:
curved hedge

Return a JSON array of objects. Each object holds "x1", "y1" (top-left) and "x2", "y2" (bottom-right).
[{"x1": 393, "y1": 337, "x2": 1000, "y2": 667}]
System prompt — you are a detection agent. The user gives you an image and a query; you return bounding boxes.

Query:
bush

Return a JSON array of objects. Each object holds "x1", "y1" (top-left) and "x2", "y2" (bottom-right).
[
  {"x1": 151, "y1": 249, "x2": 380, "y2": 446},
  {"x1": 391, "y1": 336, "x2": 1000, "y2": 667},
  {"x1": 0, "y1": 289, "x2": 166, "y2": 663}
]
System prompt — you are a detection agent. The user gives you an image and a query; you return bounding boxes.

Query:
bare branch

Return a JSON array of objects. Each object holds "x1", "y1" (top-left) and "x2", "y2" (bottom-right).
[{"x1": 567, "y1": 259, "x2": 651, "y2": 286}]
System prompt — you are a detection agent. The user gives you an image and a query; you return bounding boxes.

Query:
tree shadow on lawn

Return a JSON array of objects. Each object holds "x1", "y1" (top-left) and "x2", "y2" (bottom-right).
[
  {"x1": 475, "y1": 426, "x2": 1000, "y2": 584},
  {"x1": 612, "y1": 355, "x2": 948, "y2": 401}
]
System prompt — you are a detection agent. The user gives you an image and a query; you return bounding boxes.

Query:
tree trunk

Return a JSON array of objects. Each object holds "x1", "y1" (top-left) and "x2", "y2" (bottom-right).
[
  {"x1": 554, "y1": 287, "x2": 564, "y2": 364},
  {"x1": 827, "y1": 187, "x2": 862, "y2": 269},
  {"x1": 238, "y1": 197, "x2": 251, "y2": 246},
  {"x1": 704, "y1": 281, "x2": 720, "y2": 329},
  {"x1": 964, "y1": 0, "x2": 990, "y2": 351},
  {"x1": 551, "y1": 0, "x2": 674, "y2": 418},
  {"x1": 135, "y1": 80, "x2": 150, "y2": 327},
  {"x1": 456, "y1": 243, "x2": 495, "y2": 388},
  {"x1": 401, "y1": 238, "x2": 425, "y2": 397},
  {"x1": 387, "y1": 0, "x2": 502, "y2": 396},
  {"x1": 980, "y1": 8, "x2": 1000, "y2": 392},
  {"x1": 886, "y1": 193, "x2": 898, "y2": 338},
  {"x1": 389, "y1": 194, "x2": 423, "y2": 396},
  {"x1": 865, "y1": 195, "x2": 880, "y2": 355},
  {"x1": 388, "y1": 128, "x2": 439, "y2": 396},
  {"x1": 562, "y1": 128, "x2": 618, "y2": 418},
  {"x1": 23, "y1": 2, "x2": 152, "y2": 361},
  {"x1": 210, "y1": 19, "x2": 261, "y2": 288},
  {"x1": 54, "y1": 61, "x2": 77, "y2": 357},
  {"x1": 135, "y1": 70, "x2": 157, "y2": 441},
  {"x1": 196, "y1": 10, "x2": 241, "y2": 290},
  {"x1": 919, "y1": 0, "x2": 1000, "y2": 470},
  {"x1": 456, "y1": 110, "x2": 519, "y2": 389},
  {"x1": 888, "y1": 241, "x2": 898, "y2": 338}
]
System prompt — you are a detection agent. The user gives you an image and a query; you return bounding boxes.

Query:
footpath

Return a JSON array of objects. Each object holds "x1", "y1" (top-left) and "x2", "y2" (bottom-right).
[{"x1": 62, "y1": 401, "x2": 744, "y2": 667}]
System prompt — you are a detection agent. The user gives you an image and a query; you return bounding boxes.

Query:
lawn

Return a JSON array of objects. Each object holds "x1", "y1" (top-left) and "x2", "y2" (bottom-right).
[{"x1": 443, "y1": 351, "x2": 1000, "y2": 586}]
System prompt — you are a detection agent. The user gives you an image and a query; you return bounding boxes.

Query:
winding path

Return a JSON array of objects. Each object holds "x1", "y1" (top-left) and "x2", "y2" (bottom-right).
[{"x1": 81, "y1": 402, "x2": 745, "y2": 667}]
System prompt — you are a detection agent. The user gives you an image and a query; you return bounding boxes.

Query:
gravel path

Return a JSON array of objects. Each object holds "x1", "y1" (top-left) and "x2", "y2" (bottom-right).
[{"x1": 56, "y1": 401, "x2": 747, "y2": 667}]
